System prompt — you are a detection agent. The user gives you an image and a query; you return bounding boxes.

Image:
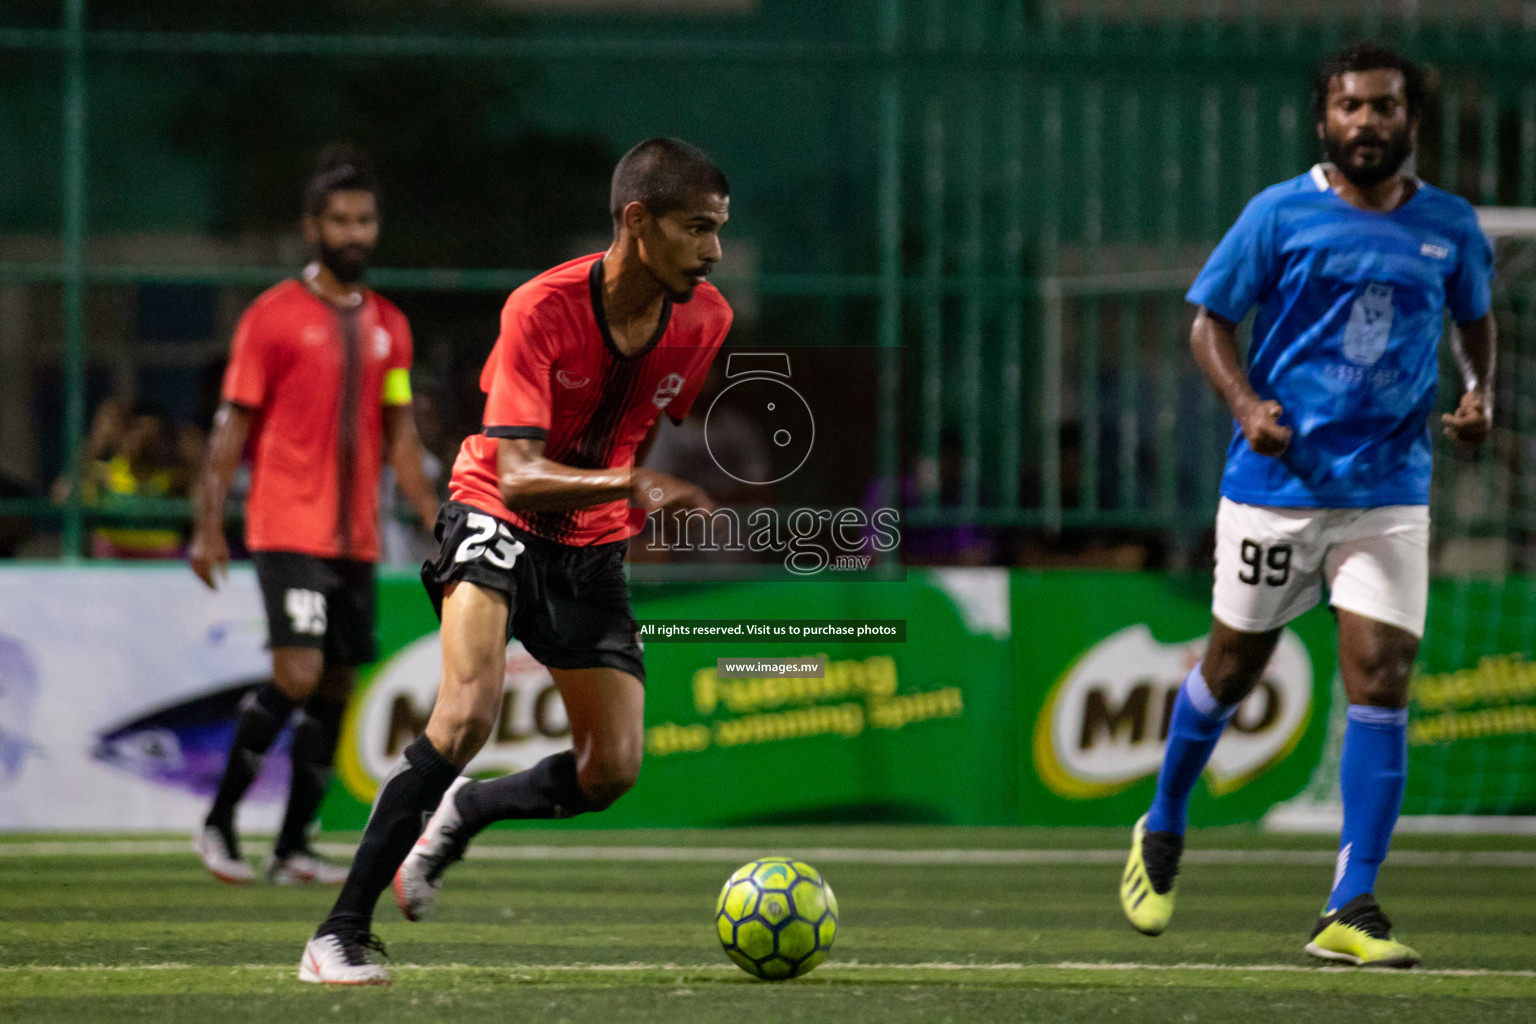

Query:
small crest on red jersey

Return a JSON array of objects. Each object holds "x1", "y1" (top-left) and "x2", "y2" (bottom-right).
[
  {"x1": 556, "y1": 369, "x2": 590, "y2": 389},
  {"x1": 373, "y1": 326, "x2": 391, "y2": 359},
  {"x1": 652, "y1": 373, "x2": 686, "y2": 409}
]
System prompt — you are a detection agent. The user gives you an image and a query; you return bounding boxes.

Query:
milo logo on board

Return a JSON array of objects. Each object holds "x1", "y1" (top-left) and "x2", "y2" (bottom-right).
[
  {"x1": 1034, "y1": 624, "x2": 1312, "y2": 799},
  {"x1": 336, "y1": 633, "x2": 569, "y2": 801}
]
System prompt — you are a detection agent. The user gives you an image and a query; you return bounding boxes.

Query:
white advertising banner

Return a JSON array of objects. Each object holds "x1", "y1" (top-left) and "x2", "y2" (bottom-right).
[{"x1": 0, "y1": 566, "x2": 279, "y2": 831}]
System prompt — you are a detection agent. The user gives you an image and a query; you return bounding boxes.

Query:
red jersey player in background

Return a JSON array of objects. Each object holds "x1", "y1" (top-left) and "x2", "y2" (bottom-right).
[
  {"x1": 300, "y1": 138, "x2": 732, "y2": 984},
  {"x1": 190, "y1": 145, "x2": 439, "y2": 886}
]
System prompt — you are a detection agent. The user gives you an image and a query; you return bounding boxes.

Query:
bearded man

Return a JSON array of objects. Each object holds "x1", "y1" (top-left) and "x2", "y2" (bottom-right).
[
  {"x1": 191, "y1": 144, "x2": 438, "y2": 886},
  {"x1": 1117, "y1": 43, "x2": 1495, "y2": 969}
]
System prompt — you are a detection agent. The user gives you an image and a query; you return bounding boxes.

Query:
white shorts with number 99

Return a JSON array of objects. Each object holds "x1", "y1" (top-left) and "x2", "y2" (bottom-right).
[{"x1": 1211, "y1": 497, "x2": 1430, "y2": 638}]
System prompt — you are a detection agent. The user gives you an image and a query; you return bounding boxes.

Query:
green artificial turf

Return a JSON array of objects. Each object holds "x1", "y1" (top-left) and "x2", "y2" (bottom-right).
[{"x1": 1, "y1": 827, "x2": 1532, "y2": 1023}]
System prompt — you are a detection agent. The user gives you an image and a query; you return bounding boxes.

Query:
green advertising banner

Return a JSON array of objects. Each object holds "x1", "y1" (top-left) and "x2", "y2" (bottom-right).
[
  {"x1": 319, "y1": 568, "x2": 1536, "y2": 833},
  {"x1": 1403, "y1": 579, "x2": 1536, "y2": 815},
  {"x1": 327, "y1": 569, "x2": 1016, "y2": 830},
  {"x1": 1012, "y1": 572, "x2": 1339, "y2": 828}
]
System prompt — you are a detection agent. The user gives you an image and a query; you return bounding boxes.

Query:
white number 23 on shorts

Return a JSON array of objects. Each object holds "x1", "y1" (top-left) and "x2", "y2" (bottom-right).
[{"x1": 454, "y1": 512, "x2": 525, "y2": 570}]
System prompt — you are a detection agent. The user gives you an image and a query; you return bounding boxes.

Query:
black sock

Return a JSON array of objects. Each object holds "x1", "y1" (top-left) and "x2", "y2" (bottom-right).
[
  {"x1": 454, "y1": 750, "x2": 595, "y2": 839},
  {"x1": 275, "y1": 695, "x2": 346, "y2": 859},
  {"x1": 206, "y1": 684, "x2": 298, "y2": 832},
  {"x1": 318, "y1": 735, "x2": 460, "y2": 937}
]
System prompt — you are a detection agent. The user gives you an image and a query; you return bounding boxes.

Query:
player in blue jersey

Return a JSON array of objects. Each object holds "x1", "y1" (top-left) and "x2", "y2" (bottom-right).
[{"x1": 1118, "y1": 43, "x2": 1495, "y2": 967}]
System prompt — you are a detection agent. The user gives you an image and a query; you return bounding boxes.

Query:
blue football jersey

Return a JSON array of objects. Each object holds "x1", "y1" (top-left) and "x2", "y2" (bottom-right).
[{"x1": 1187, "y1": 164, "x2": 1493, "y2": 508}]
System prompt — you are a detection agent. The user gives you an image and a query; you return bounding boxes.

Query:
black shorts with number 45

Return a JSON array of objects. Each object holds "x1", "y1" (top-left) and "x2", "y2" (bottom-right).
[
  {"x1": 421, "y1": 501, "x2": 645, "y2": 684},
  {"x1": 252, "y1": 550, "x2": 377, "y2": 666}
]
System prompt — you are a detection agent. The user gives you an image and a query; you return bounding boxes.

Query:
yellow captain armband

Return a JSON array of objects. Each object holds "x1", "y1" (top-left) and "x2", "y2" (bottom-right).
[{"x1": 382, "y1": 367, "x2": 413, "y2": 406}]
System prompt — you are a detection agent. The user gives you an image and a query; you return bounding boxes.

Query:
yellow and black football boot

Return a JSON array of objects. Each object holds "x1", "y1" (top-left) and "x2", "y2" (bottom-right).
[
  {"x1": 1119, "y1": 814, "x2": 1182, "y2": 936},
  {"x1": 1304, "y1": 893, "x2": 1420, "y2": 968}
]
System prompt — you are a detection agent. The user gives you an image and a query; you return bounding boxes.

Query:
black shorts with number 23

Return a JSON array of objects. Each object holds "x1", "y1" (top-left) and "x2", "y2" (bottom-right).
[{"x1": 420, "y1": 500, "x2": 645, "y2": 683}]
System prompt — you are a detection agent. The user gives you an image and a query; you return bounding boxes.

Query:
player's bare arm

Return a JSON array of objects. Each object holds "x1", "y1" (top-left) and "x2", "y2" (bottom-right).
[
  {"x1": 382, "y1": 404, "x2": 440, "y2": 528},
  {"x1": 1443, "y1": 312, "x2": 1496, "y2": 445},
  {"x1": 495, "y1": 436, "x2": 711, "y2": 514},
  {"x1": 631, "y1": 464, "x2": 714, "y2": 514},
  {"x1": 1190, "y1": 306, "x2": 1292, "y2": 457},
  {"x1": 188, "y1": 400, "x2": 251, "y2": 589},
  {"x1": 630, "y1": 419, "x2": 716, "y2": 513}
]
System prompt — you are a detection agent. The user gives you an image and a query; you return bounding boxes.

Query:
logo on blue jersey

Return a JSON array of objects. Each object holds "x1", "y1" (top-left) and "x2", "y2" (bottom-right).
[{"x1": 1342, "y1": 282, "x2": 1394, "y2": 367}]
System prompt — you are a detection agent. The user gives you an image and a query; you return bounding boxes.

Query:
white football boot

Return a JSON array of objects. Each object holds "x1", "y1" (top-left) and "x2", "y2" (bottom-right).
[
  {"x1": 266, "y1": 848, "x2": 351, "y2": 885},
  {"x1": 298, "y1": 932, "x2": 391, "y2": 985},
  {"x1": 393, "y1": 775, "x2": 473, "y2": 921},
  {"x1": 193, "y1": 824, "x2": 255, "y2": 884}
]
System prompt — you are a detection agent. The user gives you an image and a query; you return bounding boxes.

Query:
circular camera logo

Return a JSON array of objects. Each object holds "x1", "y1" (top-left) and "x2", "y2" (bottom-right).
[{"x1": 705, "y1": 352, "x2": 815, "y2": 485}]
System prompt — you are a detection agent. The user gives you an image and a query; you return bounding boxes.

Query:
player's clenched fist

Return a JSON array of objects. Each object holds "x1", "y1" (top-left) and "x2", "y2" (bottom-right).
[
  {"x1": 1441, "y1": 390, "x2": 1491, "y2": 446},
  {"x1": 1238, "y1": 398, "x2": 1292, "y2": 457},
  {"x1": 630, "y1": 468, "x2": 714, "y2": 514}
]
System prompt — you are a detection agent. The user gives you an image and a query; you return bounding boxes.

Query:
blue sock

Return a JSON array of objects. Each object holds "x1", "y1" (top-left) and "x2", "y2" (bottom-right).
[
  {"x1": 1327, "y1": 704, "x2": 1408, "y2": 912},
  {"x1": 1146, "y1": 663, "x2": 1237, "y2": 835}
]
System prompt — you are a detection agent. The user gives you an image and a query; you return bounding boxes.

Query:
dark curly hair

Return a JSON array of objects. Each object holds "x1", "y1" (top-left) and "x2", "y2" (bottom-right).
[{"x1": 1311, "y1": 42, "x2": 1427, "y2": 124}]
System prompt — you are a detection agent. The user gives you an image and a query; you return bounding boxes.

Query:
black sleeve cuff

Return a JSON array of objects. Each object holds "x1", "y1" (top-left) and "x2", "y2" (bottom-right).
[{"x1": 484, "y1": 425, "x2": 549, "y2": 441}]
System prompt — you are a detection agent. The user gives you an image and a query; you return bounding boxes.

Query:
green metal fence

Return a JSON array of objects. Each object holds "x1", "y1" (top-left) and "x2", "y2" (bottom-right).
[{"x1": 2, "y1": 1, "x2": 1535, "y2": 565}]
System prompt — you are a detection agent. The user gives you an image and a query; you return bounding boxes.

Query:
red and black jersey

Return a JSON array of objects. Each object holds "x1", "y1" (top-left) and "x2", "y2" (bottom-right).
[
  {"x1": 222, "y1": 279, "x2": 413, "y2": 562},
  {"x1": 450, "y1": 253, "x2": 733, "y2": 546}
]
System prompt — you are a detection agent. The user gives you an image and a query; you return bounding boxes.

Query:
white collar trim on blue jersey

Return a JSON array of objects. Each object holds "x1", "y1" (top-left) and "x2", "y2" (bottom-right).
[{"x1": 1310, "y1": 162, "x2": 1424, "y2": 194}]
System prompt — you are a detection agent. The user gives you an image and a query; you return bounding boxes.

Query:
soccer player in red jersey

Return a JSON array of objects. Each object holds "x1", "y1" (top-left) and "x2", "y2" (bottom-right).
[
  {"x1": 190, "y1": 145, "x2": 439, "y2": 887},
  {"x1": 300, "y1": 138, "x2": 731, "y2": 984}
]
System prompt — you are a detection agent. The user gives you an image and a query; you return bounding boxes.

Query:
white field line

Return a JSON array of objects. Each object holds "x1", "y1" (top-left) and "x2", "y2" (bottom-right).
[
  {"x1": 0, "y1": 960, "x2": 1533, "y2": 979},
  {"x1": 1, "y1": 840, "x2": 1534, "y2": 868}
]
